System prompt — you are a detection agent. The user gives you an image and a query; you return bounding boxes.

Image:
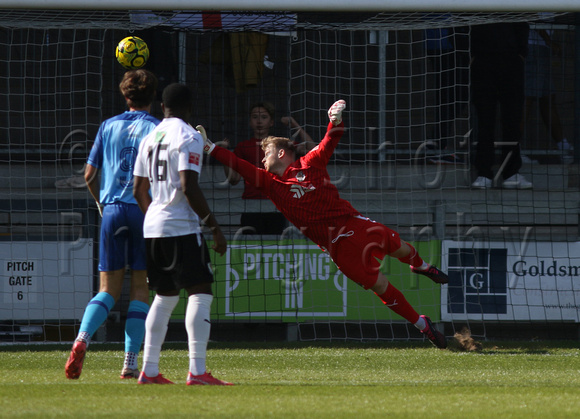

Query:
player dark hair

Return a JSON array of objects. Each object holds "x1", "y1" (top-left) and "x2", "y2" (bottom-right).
[
  {"x1": 162, "y1": 83, "x2": 193, "y2": 112},
  {"x1": 249, "y1": 101, "x2": 275, "y2": 119},
  {"x1": 261, "y1": 136, "x2": 296, "y2": 155},
  {"x1": 119, "y1": 69, "x2": 158, "y2": 109}
]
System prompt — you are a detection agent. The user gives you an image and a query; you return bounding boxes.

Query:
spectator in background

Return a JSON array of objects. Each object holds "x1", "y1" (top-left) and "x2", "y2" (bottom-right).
[
  {"x1": 65, "y1": 69, "x2": 160, "y2": 380},
  {"x1": 523, "y1": 27, "x2": 573, "y2": 164},
  {"x1": 470, "y1": 22, "x2": 533, "y2": 189},
  {"x1": 224, "y1": 101, "x2": 315, "y2": 234}
]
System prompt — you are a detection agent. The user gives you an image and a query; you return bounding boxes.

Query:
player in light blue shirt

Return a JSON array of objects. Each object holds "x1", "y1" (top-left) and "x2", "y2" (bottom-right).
[
  {"x1": 87, "y1": 110, "x2": 159, "y2": 205},
  {"x1": 66, "y1": 69, "x2": 160, "y2": 380}
]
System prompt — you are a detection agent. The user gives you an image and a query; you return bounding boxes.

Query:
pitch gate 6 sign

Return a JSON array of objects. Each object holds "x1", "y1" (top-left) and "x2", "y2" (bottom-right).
[
  {"x1": 0, "y1": 240, "x2": 93, "y2": 321},
  {"x1": 441, "y1": 241, "x2": 580, "y2": 322}
]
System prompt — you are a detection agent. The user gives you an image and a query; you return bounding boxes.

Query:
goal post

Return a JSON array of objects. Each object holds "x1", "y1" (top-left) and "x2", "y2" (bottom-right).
[
  {"x1": 1, "y1": 1, "x2": 580, "y2": 12},
  {"x1": 1, "y1": 8, "x2": 579, "y2": 344}
]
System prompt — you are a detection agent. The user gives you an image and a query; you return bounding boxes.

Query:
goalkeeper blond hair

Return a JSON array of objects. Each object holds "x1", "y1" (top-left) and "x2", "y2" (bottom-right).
[{"x1": 261, "y1": 136, "x2": 296, "y2": 155}]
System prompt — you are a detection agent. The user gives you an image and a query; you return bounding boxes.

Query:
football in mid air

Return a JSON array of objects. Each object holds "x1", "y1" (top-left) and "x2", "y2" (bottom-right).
[{"x1": 115, "y1": 36, "x2": 149, "y2": 70}]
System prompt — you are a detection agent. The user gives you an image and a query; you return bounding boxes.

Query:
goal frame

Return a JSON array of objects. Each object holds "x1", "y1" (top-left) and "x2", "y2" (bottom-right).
[{"x1": 0, "y1": 0, "x2": 579, "y2": 12}]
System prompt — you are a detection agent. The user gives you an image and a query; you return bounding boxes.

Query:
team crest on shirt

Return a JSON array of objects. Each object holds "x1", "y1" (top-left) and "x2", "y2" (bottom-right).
[
  {"x1": 154, "y1": 131, "x2": 166, "y2": 143},
  {"x1": 296, "y1": 171, "x2": 305, "y2": 182}
]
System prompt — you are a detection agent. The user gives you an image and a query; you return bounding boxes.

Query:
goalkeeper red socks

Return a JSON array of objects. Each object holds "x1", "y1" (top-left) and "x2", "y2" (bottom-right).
[
  {"x1": 397, "y1": 242, "x2": 424, "y2": 268},
  {"x1": 376, "y1": 283, "x2": 420, "y2": 324}
]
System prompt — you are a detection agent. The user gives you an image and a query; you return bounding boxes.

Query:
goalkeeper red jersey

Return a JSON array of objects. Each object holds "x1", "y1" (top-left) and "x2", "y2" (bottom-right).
[{"x1": 211, "y1": 121, "x2": 360, "y2": 248}]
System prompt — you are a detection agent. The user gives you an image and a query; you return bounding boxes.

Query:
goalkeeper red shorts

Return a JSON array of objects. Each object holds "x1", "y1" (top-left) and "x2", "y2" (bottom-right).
[{"x1": 325, "y1": 215, "x2": 401, "y2": 289}]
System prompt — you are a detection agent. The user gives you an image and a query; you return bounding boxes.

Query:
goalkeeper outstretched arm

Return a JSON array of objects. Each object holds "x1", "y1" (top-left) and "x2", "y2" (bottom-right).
[
  {"x1": 195, "y1": 99, "x2": 345, "y2": 191},
  {"x1": 196, "y1": 125, "x2": 273, "y2": 193}
]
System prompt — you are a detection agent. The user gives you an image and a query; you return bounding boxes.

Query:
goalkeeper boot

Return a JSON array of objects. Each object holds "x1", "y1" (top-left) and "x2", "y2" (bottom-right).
[
  {"x1": 120, "y1": 367, "x2": 140, "y2": 379},
  {"x1": 411, "y1": 264, "x2": 449, "y2": 284},
  {"x1": 187, "y1": 371, "x2": 234, "y2": 386},
  {"x1": 65, "y1": 339, "x2": 87, "y2": 379},
  {"x1": 137, "y1": 372, "x2": 174, "y2": 384},
  {"x1": 420, "y1": 315, "x2": 447, "y2": 349}
]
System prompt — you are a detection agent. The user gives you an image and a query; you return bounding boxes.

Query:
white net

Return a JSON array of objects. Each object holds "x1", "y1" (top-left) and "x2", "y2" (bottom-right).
[
  {"x1": 0, "y1": 10, "x2": 578, "y2": 343},
  {"x1": 0, "y1": 28, "x2": 107, "y2": 341}
]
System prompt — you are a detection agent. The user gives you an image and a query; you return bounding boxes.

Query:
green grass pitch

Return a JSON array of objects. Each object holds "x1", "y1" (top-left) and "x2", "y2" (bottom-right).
[{"x1": 1, "y1": 341, "x2": 579, "y2": 418}]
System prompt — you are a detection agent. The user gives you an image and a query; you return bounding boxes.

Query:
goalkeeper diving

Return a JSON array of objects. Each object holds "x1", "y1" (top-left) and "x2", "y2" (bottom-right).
[{"x1": 199, "y1": 100, "x2": 449, "y2": 348}]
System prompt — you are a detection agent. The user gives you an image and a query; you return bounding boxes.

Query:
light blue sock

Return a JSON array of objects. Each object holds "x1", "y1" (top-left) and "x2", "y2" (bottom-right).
[
  {"x1": 79, "y1": 292, "x2": 116, "y2": 339},
  {"x1": 125, "y1": 300, "x2": 149, "y2": 354}
]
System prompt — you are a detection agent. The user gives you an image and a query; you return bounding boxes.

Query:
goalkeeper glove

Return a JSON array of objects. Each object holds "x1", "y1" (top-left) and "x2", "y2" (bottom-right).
[
  {"x1": 196, "y1": 125, "x2": 215, "y2": 154},
  {"x1": 328, "y1": 99, "x2": 346, "y2": 125}
]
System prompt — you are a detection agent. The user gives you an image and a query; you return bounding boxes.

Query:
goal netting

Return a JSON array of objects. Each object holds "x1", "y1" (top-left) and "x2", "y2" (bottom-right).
[{"x1": 1, "y1": 8, "x2": 578, "y2": 343}]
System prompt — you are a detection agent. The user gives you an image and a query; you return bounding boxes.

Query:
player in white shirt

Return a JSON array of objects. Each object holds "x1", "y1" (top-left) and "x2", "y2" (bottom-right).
[{"x1": 133, "y1": 83, "x2": 230, "y2": 385}]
